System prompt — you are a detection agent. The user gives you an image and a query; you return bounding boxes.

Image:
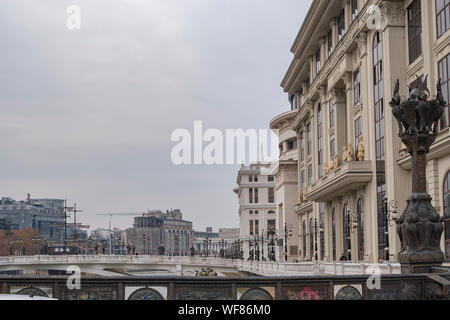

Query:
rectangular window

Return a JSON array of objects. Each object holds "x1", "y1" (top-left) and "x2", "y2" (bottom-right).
[
  {"x1": 329, "y1": 99, "x2": 335, "y2": 128},
  {"x1": 249, "y1": 210, "x2": 253, "y2": 215},
  {"x1": 268, "y1": 175, "x2": 274, "y2": 182},
  {"x1": 408, "y1": 0, "x2": 422, "y2": 63},
  {"x1": 338, "y1": 9, "x2": 346, "y2": 40},
  {"x1": 250, "y1": 220, "x2": 254, "y2": 235},
  {"x1": 436, "y1": 0, "x2": 450, "y2": 38},
  {"x1": 328, "y1": 29, "x2": 333, "y2": 57},
  {"x1": 268, "y1": 188, "x2": 275, "y2": 203},
  {"x1": 316, "y1": 48, "x2": 321, "y2": 74},
  {"x1": 267, "y1": 220, "x2": 276, "y2": 231},
  {"x1": 351, "y1": 0, "x2": 358, "y2": 21},
  {"x1": 317, "y1": 104, "x2": 324, "y2": 178},
  {"x1": 308, "y1": 164, "x2": 312, "y2": 186},
  {"x1": 299, "y1": 88, "x2": 304, "y2": 109},
  {"x1": 300, "y1": 131, "x2": 305, "y2": 161},
  {"x1": 288, "y1": 139, "x2": 297, "y2": 150},
  {"x1": 355, "y1": 117, "x2": 362, "y2": 151},
  {"x1": 249, "y1": 188, "x2": 253, "y2": 204},
  {"x1": 254, "y1": 175, "x2": 258, "y2": 182},
  {"x1": 438, "y1": 54, "x2": 450, "y2": 129},
  {"x1": 301, "y1": 170, "x2": 305, "y2": 191},
  {"x1": 305, "y1": 77, "x2": 310, "y2": 91},
  {"x1": 249, "y1": 175, "x2": 253, "y2": 182},
  {"x1": 354, "y1": 69, "x2": 361, "y2": 105},
  {"x1": 254, "y1": 210, "x2": 259, "y2": 215},
  {"x1": 255, "y1": 220, "x2": 259, "y2": 235},
  {"x1": 330, "y1": 138, "x2": 336, "y2": 157},
  {"x1": 254, "y1": 188, "x2": 259, "y2": 204},
  {"x1": 307, "y1": 123, "x2": 312, "y2": 156}
]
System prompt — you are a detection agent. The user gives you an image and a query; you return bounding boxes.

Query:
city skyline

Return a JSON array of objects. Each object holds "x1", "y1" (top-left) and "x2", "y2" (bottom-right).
[{"x1": 0, "y1": 0, "x2": 312, "y2": 232}]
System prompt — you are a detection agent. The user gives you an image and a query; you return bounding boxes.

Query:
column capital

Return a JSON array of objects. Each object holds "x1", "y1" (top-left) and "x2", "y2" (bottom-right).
[
  {"x1": 318, "y1": 85, "x2": 328, "y2": 104},
  {"x1": 330, "y1": 88, "x2": 346, "y2": 102},
  {"x1": 380, "y1": 1, "x2": 405, "y2": 29},
  {"x1": 330, "y1": 18, "x2": 337, "y2": 28},
  {"x1": 342, "y1": 72, "x2": 353, "y2": 91},
  {"x1": 356, "y1": 31, "x2": 368, "y2": 58}
]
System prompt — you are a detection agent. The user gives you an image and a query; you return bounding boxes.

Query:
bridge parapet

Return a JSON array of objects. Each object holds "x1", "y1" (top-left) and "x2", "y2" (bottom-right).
[{"x1": 0, "y1": 274, "x2": 448, "y2": 300}]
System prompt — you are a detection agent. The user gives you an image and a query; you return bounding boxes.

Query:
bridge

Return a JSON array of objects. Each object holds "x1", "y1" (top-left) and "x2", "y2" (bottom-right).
[{"x1": 0, "y1": 255, "x2": 403, "y2": 277}]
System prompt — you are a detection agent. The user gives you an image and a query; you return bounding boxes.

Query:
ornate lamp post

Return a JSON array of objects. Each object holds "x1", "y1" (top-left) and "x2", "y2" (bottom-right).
[
  {"x1": 390, "y1": 78, "x2": 446, "y2": 273},
  {"x1": 31, "y1": 234, "x2": 42, "y2": 255},
  {"x1": 219, "y1": 239, "x2": 226, "y2": 259}
]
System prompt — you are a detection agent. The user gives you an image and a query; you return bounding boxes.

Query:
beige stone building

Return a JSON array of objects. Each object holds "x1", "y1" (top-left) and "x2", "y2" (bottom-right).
[
  {"x1": 279, "y1": 0, "x2": 450, "y2": 264},
  {"x1": 270, "y1": 110, "x2": 300, "y2": 261},
  {"x1": 234, "y1": 163, "x2": 277, "y2": 261}
]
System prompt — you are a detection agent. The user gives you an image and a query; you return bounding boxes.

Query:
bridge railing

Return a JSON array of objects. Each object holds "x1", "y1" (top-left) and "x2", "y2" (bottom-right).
[{"x1": 0, "y1": 273, "x2": 448, "y2": 300}]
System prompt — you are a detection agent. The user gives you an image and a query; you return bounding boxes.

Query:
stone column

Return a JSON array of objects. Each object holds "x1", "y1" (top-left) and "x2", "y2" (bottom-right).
[
  {"x1": 342, "y1": 70, "x2": 354, "y2": 150},
  {"x1": 380, "y1": 0, "x2": 410, "y2": 262}
]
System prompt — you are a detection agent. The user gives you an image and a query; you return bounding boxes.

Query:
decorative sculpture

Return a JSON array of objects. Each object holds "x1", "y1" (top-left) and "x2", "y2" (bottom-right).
[
  {"x1": 357, "y1": 136, "x2": 365, "y2": 161},
  {"x1": 342, "y1": 146, "x2": 349, "y2": 162},
  {"x1": 324, "y1": 162, "x2": 329, "y2": 175},
  {"x1": 391, "y1": 76, "x2": 446, "y2": 273},
  {"x1": 329, "y1": 157, "x2": 335, "y2": 171},
  {"x1": 347, "y1": 144, "x2": 355, "y2": 161},
  {"x1": 333, "y1": 155, "x2": 339, "y2": 169}
]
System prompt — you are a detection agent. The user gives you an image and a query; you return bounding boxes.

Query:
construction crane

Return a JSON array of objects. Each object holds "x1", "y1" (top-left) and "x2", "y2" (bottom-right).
[{"x1": 96, "y1": 212, "x2": 150, "y2": 255}]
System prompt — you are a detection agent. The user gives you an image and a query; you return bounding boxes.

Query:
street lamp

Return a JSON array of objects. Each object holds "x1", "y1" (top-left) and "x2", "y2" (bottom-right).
[
  {"x1": 31, "y1": 234, "x2": 42, "y2": 255},
  {"x1": 219, "y1": 239, "x2": 226, "y2": 259},
  {"x1": 203, "y1": 238, "x2": 211, "y2": 257},
  {"x1": 284, "y1": 223, "x2": 293, "y2": 262},
  {"x1": 314, "y1": 218, "x2": 318, "y2": 262}
]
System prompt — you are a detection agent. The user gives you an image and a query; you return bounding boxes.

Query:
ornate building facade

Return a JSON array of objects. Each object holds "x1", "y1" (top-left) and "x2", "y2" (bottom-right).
[{"x1": 280, "y1": 0, "x2": 450, "y2": 264}]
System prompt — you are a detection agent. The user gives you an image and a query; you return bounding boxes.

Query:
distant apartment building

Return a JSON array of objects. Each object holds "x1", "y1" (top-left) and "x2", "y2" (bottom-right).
[
  {"x1": 126, "y1": 209, "x2": 192, "y2": 256},
  {"x1": 280, "y1": 0, "x2": 450, "y2": 263},
  {"x1": 193, "y1": 227, "x2": 220, "y2": 256},
  {"x1": 0, "y1": 196, "x2": 65, "y2": 242},
  {"x1": 234, "y1": 163, "x2": 277, "y2": 260}
]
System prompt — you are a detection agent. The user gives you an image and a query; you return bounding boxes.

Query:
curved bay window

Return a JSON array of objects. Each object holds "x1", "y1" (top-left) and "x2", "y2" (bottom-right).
[
  {"x1": 309, "y1": 218, "x2": 314, "y2": 260},
  {"x1": 373, "y1": 31, "x2": 388, "y2": 261},
  {"x1": 317, "y1": 104, "x2": 324, "y2": 178},
  {"x1": 332, "y1": 208, "x2": 336, "y2": 261},
  {"x1": 319, "y1": 203, "x2": 325, "y2": 260},
  {"x1": 444, "y1": 171, "x2": 450, "y2": 260},
  {"x1": 302, "y1": 221, "x2": 307, "y2": 260},
  {"x1": 357, "y1": 199, "x2": 364, "y2": 261},
  {"x1": 343, "y1": 204, "x2": 351, "y2": 261}
]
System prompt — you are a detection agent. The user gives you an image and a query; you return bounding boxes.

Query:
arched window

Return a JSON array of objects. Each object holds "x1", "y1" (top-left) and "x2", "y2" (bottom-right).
[
  {"x1": 373, "y1": 31, "x2": 388, "y2": 261},
  {"x1": 309, "y1": 218, "x2": 314, "y2": 260},
  {"x1": 343, "y1": 204, "x2": 351, "y2": 261},
  {"x1": 444, "y1": 171, "x2": 450, "y2": 261},
  {"x1": 357, "y1": 199, "x2": 365, "y2": 261},
  {"x1": 319, "y1": 203, "x2": 325, "y2": 260},
  {"x1": 332, "y1": 208, "x2": 336, "y2": 261},
  {"x1": 302, "y1": 221, "x2": 307, "y2": 260}
]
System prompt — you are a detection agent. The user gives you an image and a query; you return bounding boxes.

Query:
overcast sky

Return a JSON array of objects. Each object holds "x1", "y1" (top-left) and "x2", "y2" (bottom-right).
[{"x1": 0, "y1": 0, "x2": 312, "y2": 232}]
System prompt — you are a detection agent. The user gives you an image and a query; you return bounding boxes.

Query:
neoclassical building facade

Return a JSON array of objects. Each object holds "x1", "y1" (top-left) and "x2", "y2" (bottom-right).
[
  {"x1": 280, "y1": 0, "x2": 450, "y2": 264},
  {"x1": 234, "y1": 163, "x2": 278, "y2": 261}
]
